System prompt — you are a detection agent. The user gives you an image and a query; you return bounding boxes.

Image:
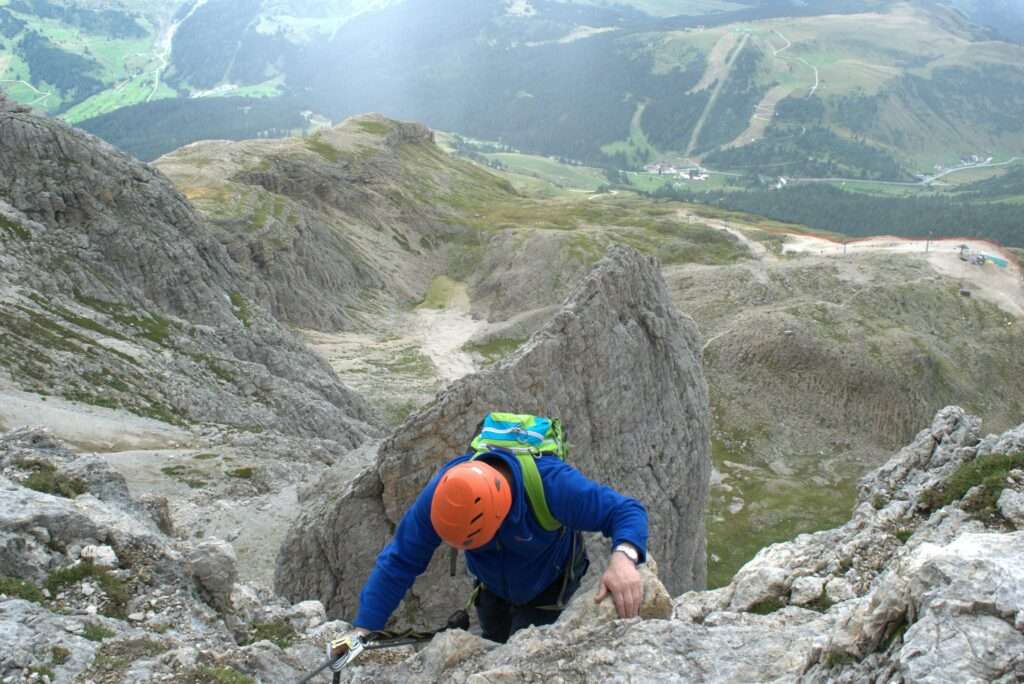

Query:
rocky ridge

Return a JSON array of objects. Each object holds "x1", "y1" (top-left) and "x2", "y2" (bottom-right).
[
  {"x1": 275, "y1": 245, "x2": 712, "y2": 627},
  {"x1": 153, "y1": 113, "x2": 515, "y2": 332},
  {"x1": 312, "y1": 407, "x2": 1024, "y2": 684},
  {"x1": 0, "y1": 426, "x2": 347, "y2": 684},
  {"x1": 3, "y1": 403, "x2": 1021, "y2": 682},
  {"x1": 0, "y1": 92, "x2": 376, "y2": 443}
]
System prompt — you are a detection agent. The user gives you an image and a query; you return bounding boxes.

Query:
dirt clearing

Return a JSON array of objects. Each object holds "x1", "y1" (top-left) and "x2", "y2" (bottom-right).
[{"x1": 782, "y1": 235, "x2": 1023, "y2": 318}]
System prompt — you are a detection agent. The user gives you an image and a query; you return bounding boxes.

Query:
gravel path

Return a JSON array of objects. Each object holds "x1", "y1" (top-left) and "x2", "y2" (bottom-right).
[{"x1": 0, "y1": 385, "x2": 192, "y2": 452}]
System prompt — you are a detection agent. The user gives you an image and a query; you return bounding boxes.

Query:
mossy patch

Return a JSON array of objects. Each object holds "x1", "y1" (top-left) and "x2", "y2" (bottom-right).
[
  {"x1": 74, "y1": 294, "x2": 172, "y2": 345},
  {"x1": 242, "y1": 619, "x2": 296, "y2": 649},
  {"x1": 28, "y1": 295, "x2": 127, "y2": 341},
  {"x1": 88, "y1": 639, "x2": 168, "y2": 677},
  {"x1": 920, "y1": 451, "x2": 1024, "y2": 518},
  {"x1": 417, "y1": 276, "x2": 466, "y2": 310},
  {"x1": 748, "y1": 596, "x2": 787, "y2": 615},
  {"x1": 0, "y1": 576, "x2": 44, "y2": 603},
  {"x1": 382, "y1": 399, "x2": 420, "y2": 424},
  {"x1": 305, "y1": 134, "x2": 346, "y2": 163},
  {"x1": 366, "y1": 348, "x2": 436, "y2": 377},
  {"x1": 82, "y1": 622, "x2": 117, "y2": 642},
  {"x1": 357, "y1": 120, "x2": 391, "y2": 135},
  {"x1": 161, "y1": 464, "x2": 208, "y2": 489},
  {"x1": 229, "y1": 292, "x2": 252, "y2": 328},
  {"x1": 45, "y1": 560, "x2": 131, "y2": 618},
  {"x1": 0, "y1": 214, "x2": 31, "y2": 241},
  {"x1": 51, "y1": 646, "x2": 71, "y2": 665},
  {"x1": 463, "y1": 337, "x2": 526, "y2": 366},
  {"x1": 193, "y1": 354, "x2": 237, "y2": 383},
  {"x1": 27, "y1": 666, "x2": 54, "y2": 680},
  {"x1": 822, "y1": 650, "x2": 858, "y2": 668},
  {"x1": 226, "y1": 466, "x2": 255, "y2": 479},
  {"x1": 22, "y1": 461, "x2": 87, "y2": 499}
]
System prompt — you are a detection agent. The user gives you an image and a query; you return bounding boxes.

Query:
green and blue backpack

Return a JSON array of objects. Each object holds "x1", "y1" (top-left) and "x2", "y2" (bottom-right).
[{"x1": 468, "y1": 412, "x2": 568, "y2": 532}]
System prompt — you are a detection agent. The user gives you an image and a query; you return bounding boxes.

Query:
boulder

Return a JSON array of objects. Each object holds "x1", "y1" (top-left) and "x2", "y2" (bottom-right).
[
  {"x1": 0, "y1": 476, "x2": 104, "y2": 582},
  {"x1": 809, "y1": 532, "x2": 1024, "y2": 682},
  {"x1": 286, "y1": 600, "x2": 328, "y2": 633},
  {"x1": 558, "y1": 556, "x2": 673, "y2": 629},
  {"x1": 276, "y1": 246, "x2": 711, "y2": 626},
  {"x1": 58, "y1": 455, "x2": 132, "y2": 508},
  {"x1": 187, "y1": 540, "x2": 238, "y2": 611},
  {"x1": 80, "y1": 544, "x2": 119, "y2": 569},
  {"x1": 998, "y1": 488, "x2": 1024, "y2": 529}
]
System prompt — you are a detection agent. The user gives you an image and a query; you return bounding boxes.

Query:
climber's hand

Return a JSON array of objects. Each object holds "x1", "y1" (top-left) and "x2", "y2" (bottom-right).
[{"x1": 594, "y1": 552, "x2": 642, "y2": 618}]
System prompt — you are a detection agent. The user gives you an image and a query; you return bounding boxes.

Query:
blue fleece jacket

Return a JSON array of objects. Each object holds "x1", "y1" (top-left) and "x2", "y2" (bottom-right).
[{"x1": 354, "y1": 450, "x2": 649, "y2": 630}]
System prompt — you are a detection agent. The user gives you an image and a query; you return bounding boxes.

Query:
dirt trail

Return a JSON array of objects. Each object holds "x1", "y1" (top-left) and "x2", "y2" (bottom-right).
[
  {"x1": 726, "y1": 84, "x2": 790, "y2": 149},
  {"x1": 0, "y1": 386, "x2": 192, "y2": 452},
  {"x1": 412, "y1": 307, "x2": 488, "y2": 382},
  {"x1": 303, "y1": 282, "x2": 489, "y2": 417}
]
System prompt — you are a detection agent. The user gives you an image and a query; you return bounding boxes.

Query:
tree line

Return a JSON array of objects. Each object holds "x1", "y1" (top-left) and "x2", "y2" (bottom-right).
[{"x1": 651, "y1": 183, "x2": 1024, "y2": 247}]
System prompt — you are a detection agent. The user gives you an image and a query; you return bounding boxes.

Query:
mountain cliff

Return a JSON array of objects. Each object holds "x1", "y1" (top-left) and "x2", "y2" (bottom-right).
[
  {"x1": 0, "y1": 91, "x2": 375, "y2": 442},
  {"x1": 275, "y1": 246, "x2": 711, "y2": 626},
  {"x1": 1, "y1": 101, "x2": 1022, "y2": 682}
]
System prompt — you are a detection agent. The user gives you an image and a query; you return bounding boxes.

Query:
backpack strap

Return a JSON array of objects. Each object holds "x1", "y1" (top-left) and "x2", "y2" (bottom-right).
[{"x1": 515, "y1": 453, "x2": 561, "y2": 533}]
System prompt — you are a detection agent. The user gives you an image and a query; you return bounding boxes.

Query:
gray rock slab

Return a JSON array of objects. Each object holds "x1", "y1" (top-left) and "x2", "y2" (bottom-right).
[{"x1": 276, "y1": 246, "x2": 711, "y2": 627}]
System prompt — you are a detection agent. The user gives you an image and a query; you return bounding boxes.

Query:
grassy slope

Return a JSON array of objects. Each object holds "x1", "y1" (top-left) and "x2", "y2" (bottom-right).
[
  {"x1": 628, "y1": 4, "x2": 1024, "y2": 171},
  {"x1": 671, "y1": 248, "x2": 1024, "y2": 586},
  {"x1": 0, "y1": 0, "x2": 287, "y2": 119},
  {"x1": 0, "y1": 1, "x2": 173, "y2": 118}
]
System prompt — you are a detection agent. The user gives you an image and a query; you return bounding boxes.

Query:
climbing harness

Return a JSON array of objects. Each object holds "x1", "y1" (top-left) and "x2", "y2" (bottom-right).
[{"x1": 295, "y1": 610, "x2": 470, "y2": 683}]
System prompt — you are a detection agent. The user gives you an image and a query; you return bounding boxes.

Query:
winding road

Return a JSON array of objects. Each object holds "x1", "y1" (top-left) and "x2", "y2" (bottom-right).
[
  {"x1": 0, "y1": 78, "x2": 52, "y2": 107},
  {"x1": 147, "y1": 0, "x2": 207, "y2": 102},
  {"x1": 771, "y1": 29, "x2": 818, "y2": 97}
]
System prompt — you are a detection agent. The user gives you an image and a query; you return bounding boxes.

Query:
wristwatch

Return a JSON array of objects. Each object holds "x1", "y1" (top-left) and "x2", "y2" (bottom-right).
[{"x1": 613, "y1": 543, "x2": 639, "y2": 565}]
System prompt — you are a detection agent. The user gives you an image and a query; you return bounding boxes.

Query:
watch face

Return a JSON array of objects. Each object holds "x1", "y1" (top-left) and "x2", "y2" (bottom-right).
[{"x1": 616, "y1": 545, "x2": 638, "y2": 562}]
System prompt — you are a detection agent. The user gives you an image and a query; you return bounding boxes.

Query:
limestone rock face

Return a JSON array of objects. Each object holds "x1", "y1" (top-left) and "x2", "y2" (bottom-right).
[
  {"x1": 558, "y1": 556, "x2": 673, "y2": 629},
  {"x1": 312, "y1": 409, "x2": 1024, "y2": 684},
  {"x1": 0, "y1": 426, "x2": 343, "y2": 684},
  {"x1": 276, "y1": 246, "x2": 712, "y2": 626},
  {"x1": 153, "y1": 115, "x2": 473, "y2": 332},
  {"x1": 0, "y1": 96, "x2": 376, "y2": 443}
]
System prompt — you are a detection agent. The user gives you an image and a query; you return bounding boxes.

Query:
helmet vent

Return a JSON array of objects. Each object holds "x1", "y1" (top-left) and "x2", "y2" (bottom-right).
[
  {"x1": 470, "y1": 512, "x2": 483, "y2": 524},
  {"x1": 474, "y1": 497, "x2": 481, "y2": 504}
]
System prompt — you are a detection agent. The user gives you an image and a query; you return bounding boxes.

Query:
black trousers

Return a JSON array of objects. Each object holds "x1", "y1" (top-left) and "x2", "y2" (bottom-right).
[{"x1": 475, "y1": 537, "x2": 589, "y2": 644}]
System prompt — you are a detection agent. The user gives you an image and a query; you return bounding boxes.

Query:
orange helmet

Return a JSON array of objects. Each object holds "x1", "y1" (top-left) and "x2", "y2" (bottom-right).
[{"x1": 430, "y1": 461, "x2": 511, "y2": 550}]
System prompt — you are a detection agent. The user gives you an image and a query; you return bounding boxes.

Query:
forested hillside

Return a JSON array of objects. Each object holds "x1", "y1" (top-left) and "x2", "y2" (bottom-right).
[
  {"x1": 653, "y1": 182, "x2": 1024, "y2": 247},
  {"x1": 4, "y1": 0, "x2": 1024, "y2": 182}
]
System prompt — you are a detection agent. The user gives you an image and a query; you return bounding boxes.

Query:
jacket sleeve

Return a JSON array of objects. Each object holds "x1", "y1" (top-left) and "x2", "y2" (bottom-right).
[
  {"x1": 542, "y1": 460, "x2": 649, "y2": 563},
  {"x1": 353, "y1": 476, "x2": 442, "y2": 630}
]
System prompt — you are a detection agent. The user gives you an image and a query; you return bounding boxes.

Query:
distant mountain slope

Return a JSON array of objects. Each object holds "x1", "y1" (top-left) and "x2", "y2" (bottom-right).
[
  {"x1": 946, "y1": 0, "x2": 1024, "y2": 42},
  {"x1": 7, "y1": 0, "x2": 1024, "y2": 178}
]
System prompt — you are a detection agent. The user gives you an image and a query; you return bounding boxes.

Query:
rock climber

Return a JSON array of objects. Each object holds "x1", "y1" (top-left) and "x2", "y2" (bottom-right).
[{"x1": 349, "y1": 433, "x2": 648, "y2": 644}]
